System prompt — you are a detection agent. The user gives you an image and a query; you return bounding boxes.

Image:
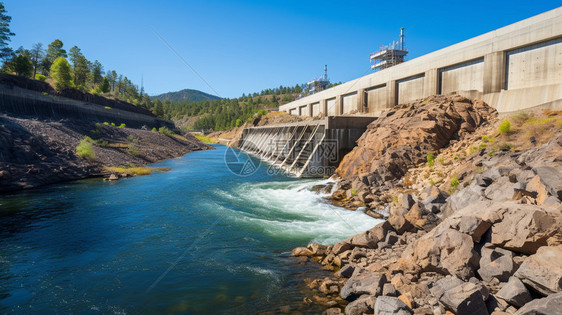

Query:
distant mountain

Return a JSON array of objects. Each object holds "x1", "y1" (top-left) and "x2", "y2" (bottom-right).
[{"x1": 151, "y1": 89, "x2": 221, "y2": 102}]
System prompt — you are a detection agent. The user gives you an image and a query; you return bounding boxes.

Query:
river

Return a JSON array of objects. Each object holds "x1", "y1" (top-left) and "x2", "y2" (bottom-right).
[{"x1": 0, "y1": 144, "x2": 379, "y2": 314}]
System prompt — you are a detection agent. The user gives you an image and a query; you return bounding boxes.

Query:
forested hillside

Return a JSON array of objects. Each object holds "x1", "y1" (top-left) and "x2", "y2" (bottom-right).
[
  {"x1": 162, "y1": 85, "x2": 303, "y2": 131},
  {"x1": 152, "y1": 88, "x2": 221, "y2": 102}
]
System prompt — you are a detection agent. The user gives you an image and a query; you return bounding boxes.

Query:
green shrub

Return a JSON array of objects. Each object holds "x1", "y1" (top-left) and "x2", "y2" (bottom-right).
[
  {"x1": 488, "y1": 151, "x2": 495, "y2": 157},
  {"x1": 498, "y1": 141, "x2": 512, "y2": 151},
  {"x1": 158, "y1": 127, "x2": 175, "y2": 136},
  {"x1": 450, "y1": 175, "x2": 459, "y2": 189},
  {"x1": 111, "y1": 122, "x2": 115, "y2": 127},
  {"x1": 499, "y1": 119, "x2": 511, "y2": 135},
  {"x1": 481, "y1": 135, "x2": 495, "y2": 143},
  {"x1": 127, "y1": 144, "x2": 140, "y2": 156},
  {"x1": 469, "y1": 146, "x2": 478, "y2": 154},
  {"x1": 438, "y1": 158, "x2": 445, "y2": 165},
  {"x1": 76, "y1": 138, "x2": 95, "y2": 160},
  {"x1": 103, "y1": 122, "x2": 109, "y2": 125},
  {"x1": 90, "y1": 123, "x2": 103, "y2": 135},
  {"x1": 427, "y1": 152, "x2": 435, "y2": 167},
  {"x1": 104, "y1": 106, "x2": 111, "y2": 110},
  {"x1": 35, "y1": 74, "x2": 46, "y2": 81},
  {"x1": 350, "y1": 188, "x2": 358, "y2": 196},
  {"x1": 119, "y1": 123, "x2": 126, "y2": 128},
  {"x1": 151, "y1": 127, "x2": 157, "y2": 132},
  {"x1": 235, "y1": 119, "x2": 242, "y2": 127},
  {"x1": 429, "y1": 179, "x2": 436, "y2": 186}
]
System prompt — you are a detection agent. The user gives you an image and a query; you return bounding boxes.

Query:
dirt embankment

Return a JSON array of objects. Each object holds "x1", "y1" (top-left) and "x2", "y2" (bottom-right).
[
  {"x1": 291, "y1": 95, "x2": 562, "y2": 314},
  {"x1": 0, "y1": 116, "x2": 213, "y2": 192}
]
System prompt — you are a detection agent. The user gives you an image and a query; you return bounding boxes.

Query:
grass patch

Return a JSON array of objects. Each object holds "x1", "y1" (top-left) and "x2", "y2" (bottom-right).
[
  {"x1": 127, "y1": 144, "x2": 140, "y2": 156},
  {"x1": 427, "y1": 152, "x2": 435, "y2": 167},
  {"x1": 104, "y1": 166, "x2": 171, "y2": 176},
  {"x1": 194, "y1": 134, "x2": 216, "y2": 144},
  {"x1": 76, "y1": 137, "x2": 95, "y2": 161},
  {"x1": 450, "y1": 175, "x2": 459, "y2": 189},
  {"x1": 350, "y1": 188, "x2": 358, "y2": 196}
]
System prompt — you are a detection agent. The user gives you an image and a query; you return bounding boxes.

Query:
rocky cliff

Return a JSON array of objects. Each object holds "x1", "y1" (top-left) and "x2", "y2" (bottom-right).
[{"x1": 292, "y1": 96, "x2": 562, "y2": 315}]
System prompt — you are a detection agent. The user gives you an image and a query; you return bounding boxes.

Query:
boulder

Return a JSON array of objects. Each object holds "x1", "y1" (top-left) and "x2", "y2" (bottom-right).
[
  {"x1": 344, "y1": 294, "x2": 376, "y2": 315},
  {"x1": 404, "y1": 202, "x2": 439, "y2": 232},
  {"x1": 513, "y1": 292, "x2": 562, "y2": 315},
  {"x1": 373, "y1": 296, "x2": 413, "y2": 315},
  {"x1": 451, "y1": 215, "x2": 491, "y2": 243},
  {"x1": 495, "y1": 277, "x2": 532, "y2": 308},
  {"x1": 340, "y1": 270, "x2": 387, "y2": 301},
  {"x1": 332, "y1": 241, "x2": 353, "y2": 255},
  {"x1": 307, "y1": 243, "x2": 328, "y2": 256},
  {"x1": 336, "y1": 264, "x2": 355, "y2": 278},
  {"x1": 400, "y1": 227, "x2": 480, "y2": 280},
  {"x1": 443, "y1": 182, "x2": 485, "y2": 218},
  {"x1": 478, "y1": 244, "x2": 516, "y2": 282},
  {"x1": 526, "y1": 174, "x2": 551, "y2": 205},
  {"x1": 388, "y1": 213, "x2": 415, "y2": 235},
  {"x1": 514, "y1": 245, "x2": 562, "y2": 296},
  {"x1": 440, "y1": 282, "x2": 489, "y2": 315},
  {"x1": 491, "y1": 206, "x2": 561, "y2": 255},
  {"x1": 534, "y1": 166, "x2": 562, "y2": 200},
  {"x1": 383, "y1": 283, "x2": 398, "y2": 297},
  {"x1": 430, "y1": 276, "x2": 465, "y2": 300},
  {"x1": 292, "y1": 247, "x2": 313, "y2": 257},
  {"x1": 345, "y1": 221, "x2": 393, "y2": 249}
]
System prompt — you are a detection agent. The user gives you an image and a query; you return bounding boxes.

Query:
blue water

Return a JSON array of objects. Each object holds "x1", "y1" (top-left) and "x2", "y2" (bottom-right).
[{"x1": 0, "y1": 145, "x2": 379, "y2": 314}]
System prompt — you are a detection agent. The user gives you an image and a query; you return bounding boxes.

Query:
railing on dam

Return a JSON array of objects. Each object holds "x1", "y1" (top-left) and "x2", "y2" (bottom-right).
[
  {"x1": 238, "y1": 116, "x2": 376, "y2": 177},
  {"x1": 280, "y1": 7, "x2": 562, "y2": 115}
]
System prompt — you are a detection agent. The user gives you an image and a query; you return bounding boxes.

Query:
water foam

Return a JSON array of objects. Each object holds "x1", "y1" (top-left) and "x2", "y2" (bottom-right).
[{"x1": 210, "y1": 179, "x2": 382, "y2": 245}]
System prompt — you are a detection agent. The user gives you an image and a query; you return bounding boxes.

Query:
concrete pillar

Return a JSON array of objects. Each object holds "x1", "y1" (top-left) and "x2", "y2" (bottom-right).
[
  {"x1": 336, "y1": 96, "x2": 342, "y2": 115},
  {"x1": 387, "y1": 80, "x2": 397, "y2": 106},
  {"x1": 423, "y1": 68, "x2": 439, "y2": 97},
  {"x1": 308, "y1": 103, "x2": 313, "y2": 117},
  {"x1": 321, "y1": 99, "x2": 327, "y2": 116},
  {"x1": 357, "y1": 89, "x2": 366, "y2": 113},
  {"x1": 483, "y1": 51, "x2": 506, "y2": 93}
]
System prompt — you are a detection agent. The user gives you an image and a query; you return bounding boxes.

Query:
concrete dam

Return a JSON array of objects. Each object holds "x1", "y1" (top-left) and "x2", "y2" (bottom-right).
[{"x1": 239, "y1": 7, "x2": 562, "y2": 177}]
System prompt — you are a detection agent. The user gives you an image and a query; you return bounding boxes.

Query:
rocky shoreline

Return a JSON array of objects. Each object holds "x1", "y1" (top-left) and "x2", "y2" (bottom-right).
[
  {"x1": 0, "y1": 114, "x2": 213, "y2": 192},
  {"x1": 291, "y1": 96, "x2": 562, "y2": 314}
]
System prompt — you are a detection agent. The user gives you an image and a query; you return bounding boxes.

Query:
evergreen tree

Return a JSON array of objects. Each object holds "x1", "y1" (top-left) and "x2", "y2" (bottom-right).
[
  {"x1": 100, "y1": 77, "x2": 110, "y2": 93},
  {"x1": 42, "y1": 39, "x2": 67, "y2": 74},
  {"x1": 12, "y1": 54, "x2": 32, "y2": 76},
  {"x1": 91, "y1": 60, "x2": 103, "y2": 85},
  {"x1": 0, "y1": 3, "x2": 14, "y2": 61},
  {"x1": 50, "y1": 57, "x2": 74, "y2": 90},
  {"x1": 73, "y1": 54, "x2": 90, "y2": 87},
  {"x1": 29, "y1": 43, "x2": 44, "y2": 77}
]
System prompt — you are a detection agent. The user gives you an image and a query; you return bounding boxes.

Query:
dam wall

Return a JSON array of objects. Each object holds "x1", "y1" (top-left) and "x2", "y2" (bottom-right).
[
  {"x1": 280, "y1": 7, "x2": 562, "y2": 116},
  {"x1": 239, "y1": 116, "x2": 376, "y2": 177}
]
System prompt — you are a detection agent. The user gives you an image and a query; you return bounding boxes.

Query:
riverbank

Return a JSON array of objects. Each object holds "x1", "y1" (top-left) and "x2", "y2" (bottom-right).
[
  {"x1": 0, "y1": 114, "x2": 213, "y2": 192},
  {"x1": 0, "y1": 146, "x2": 377, "y2": 314},
  {"x1": 292, "y1": 96, "x2": 562, "y2": 314}
]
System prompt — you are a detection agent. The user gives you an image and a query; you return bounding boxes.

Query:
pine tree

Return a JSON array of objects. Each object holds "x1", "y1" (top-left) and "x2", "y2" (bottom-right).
[
  {"x1": 100, "y1": 77, "x2": 110, "y2": 93},
  {"x1": 42, "y1": 39, "x2": 67, "y2": 74},
  {"x1": 29, "y1": 43, "x2": 44, "y2": 77},
  {"x1": 0, "y1": 3, "x2": 14, "y2": 61}
]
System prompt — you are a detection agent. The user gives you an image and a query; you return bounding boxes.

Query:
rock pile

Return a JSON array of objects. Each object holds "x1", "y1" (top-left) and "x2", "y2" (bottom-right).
[{"x1": 293, "y1": 97, "x2": 562, "y2": 314}]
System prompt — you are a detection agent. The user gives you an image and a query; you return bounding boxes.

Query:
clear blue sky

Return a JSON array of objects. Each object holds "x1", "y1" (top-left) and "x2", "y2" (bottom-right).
[{"x1": 5, "y1": 0, "x2": 559, "y2": 98}]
